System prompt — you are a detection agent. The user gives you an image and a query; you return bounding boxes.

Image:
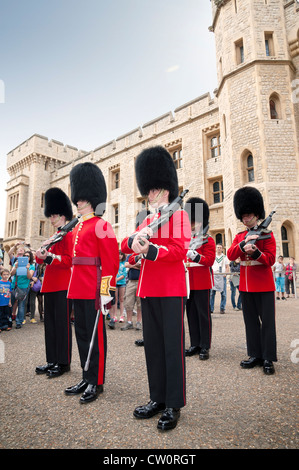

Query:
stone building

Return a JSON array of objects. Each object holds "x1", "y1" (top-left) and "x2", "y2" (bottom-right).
[{"x1": 3, "y1": 0, "x2": 299, "y2": 261}]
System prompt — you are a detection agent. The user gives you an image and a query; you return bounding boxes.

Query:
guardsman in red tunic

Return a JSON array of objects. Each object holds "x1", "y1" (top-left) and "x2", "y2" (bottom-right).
[
  {"x1": 35, "y1": 188, "x2": 73, "y2": 378},
  {"x1": 227, "y1": 186, "x2": 277, "y2": 375},
  {"x1": 121, "y1": 146, "x2": 191, "y2": 431},
  {"x1": 185, "y1": 197, "x2": 215, "y2": 360},
  {"x1": 64, "y1": 162, "x2": 119, "y2": 404}
]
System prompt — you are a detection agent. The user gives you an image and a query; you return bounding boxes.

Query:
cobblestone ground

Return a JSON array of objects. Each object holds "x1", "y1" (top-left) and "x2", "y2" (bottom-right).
[{"x1": 0, "y1": 295, "x2": 298, "y2": 450}]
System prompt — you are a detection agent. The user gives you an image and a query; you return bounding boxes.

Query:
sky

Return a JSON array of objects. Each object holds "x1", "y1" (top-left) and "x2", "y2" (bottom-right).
[{"x1": 0, "y1": 0, "x2": 218, "y2": 238}]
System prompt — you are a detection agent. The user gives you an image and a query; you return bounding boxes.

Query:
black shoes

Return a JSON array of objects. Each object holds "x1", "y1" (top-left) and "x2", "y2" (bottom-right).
[
  {"x1": 64, "y1": 380, "x2": 88, "y2": 395},
  {"x1": 157, "y1": 408, "x2": 181, "y2": 431},
  {"x1": 263, "y1": 360, "x2": 275, "y2": 375},
  {"x1": 240, "y1": 357, "x2": 263, "y2": 368},
  {"x1": 240, "y1": 357, "x2": 275, "y2": 374},
  {"x1": 133, "y1": 401, "x2": 181, "y2": 431},
  {"x1": 135, "y1": 338, "x2": 144, "y2": 347},
  {"x1": 35, "y1": 363, "x2": 56, "y2": 374},
  {"x1": 36, "y1": 363, "x2": 70, "y2": 377},
  {"x1": 185, "y1": 346, "x2": 200, "y2": 356},
  {"x1": 185, "y1": 346, "x2": 209, "y2": 360},
  {"x1": 64, "y1": 380, "x2": 103, "y2": 403},
  {"x1": 46, "y1": 364, "x2": 70, "y2": 378},
  {"x1": 199, "y1": 348, "x2": 209, "y2": 360},
  {"x1": 80, "y1": 384, "x2": 103, "y2": 404},
  {"x1": 133, "y1": 400, "x2": 166, "y2": 419}
]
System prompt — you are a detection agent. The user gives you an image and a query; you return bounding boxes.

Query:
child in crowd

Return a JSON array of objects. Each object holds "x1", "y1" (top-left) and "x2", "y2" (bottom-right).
[{"x1": 0, "y1": 269, "x2": 13, "y2": 332}]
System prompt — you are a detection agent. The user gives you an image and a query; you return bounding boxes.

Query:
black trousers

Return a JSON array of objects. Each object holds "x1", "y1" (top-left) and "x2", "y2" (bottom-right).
[
  {"x1": 141, "y1": 297, "x2": 186, "y2": 409},
  {"x1": 186, "y1": 289, "x2": 212, "y2": 350},
  {"x1": 43, "y1": 290, "x2": 72, "y2": 366},
  {"x1": 73, "y1": 299, "x2": 107, "y2": 386},
  {"x1": 240, "y1": 291, "x2": 277, "y2": 362}
]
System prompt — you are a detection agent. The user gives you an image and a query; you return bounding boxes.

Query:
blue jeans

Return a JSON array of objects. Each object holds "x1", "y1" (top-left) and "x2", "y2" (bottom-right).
[
  {"x1": 11, "y1": 291, "x2": 27, "y2": 327},
  {"x1": 210, "y1": 276, "x2": 227, "y2": 312},
  {"x1": 230, "y1": 281, "x2": 242, "y2": 309}
]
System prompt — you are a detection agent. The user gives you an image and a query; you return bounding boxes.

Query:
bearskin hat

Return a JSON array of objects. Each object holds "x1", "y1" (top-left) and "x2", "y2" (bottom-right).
[
  {"x1": 70, "y1": 162, "x2": 107, "y2": 213},
  {"x1": 44, "y1": 187, "x2": 73, "y2": 221},
  {"x1": 185, "y1": 197, "x2": 209, "y2": 228},
  {"x1": 233, "y1": 186, "x2": 265, "y2": 221},
  {"x1": 135, "y1": 146, "x2": 178, "y2": 202}
]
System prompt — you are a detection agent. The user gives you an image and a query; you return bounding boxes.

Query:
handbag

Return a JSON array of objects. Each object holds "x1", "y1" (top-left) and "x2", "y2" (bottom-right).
[
  {"x1": 31, "y1": 269, "x2": 42, "y2": 293},
  {"x1": 14, "y1": 285, "x2": 29, "y2": 301},
  {"x1": 13, "y1": 271, "x2": 29, "y2": 301}
]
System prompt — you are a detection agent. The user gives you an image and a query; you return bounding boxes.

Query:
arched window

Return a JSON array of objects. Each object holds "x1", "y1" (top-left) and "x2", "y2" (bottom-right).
[
  {"x1": 216, "y1": 233, "x2": 223, "y2": 245},
  {"x1": 241, "y1": 150, "x2": 255, "y2": 185},
  {"x1": 270, "y1": 100, "x2": 278, "y2": 119},
  {"x1": 281, "y1": 225, "x2": 289, "y2": 258},
  {"x1": 247, "y1": 154, "x2": 254, "y2": 182},
  {"x1": 269, "y1": 93, "x2": 281, "y2": 119}
]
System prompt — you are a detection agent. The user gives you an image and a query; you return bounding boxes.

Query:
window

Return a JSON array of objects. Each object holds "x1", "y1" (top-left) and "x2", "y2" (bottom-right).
[
  {"x1": 113, "y1": 170, "x2": 120, "y2": 189},
  {"x1": 41, "y1": 192, "x2": 45, "y2": 208},
  {"x1": 269, "y1": 93, "x2": 281, "y2": 120},
  {"x1": 216, "y1": 233, "x2": 223, "y2": 246},
  {"x1": 171, "y1": 149, "x2": 183, "y2": 169},
  {"x1": 265, "y1": 32, "x2": 274, "y2": 56},
  {"x1": 39, "y1": 221, "x2": 45, "y2": 237},
  {"x1": 235, "y1": 38, "x2": 244, "y2": 65},
  {"x1": 167, "y1": 146, "x2": 182, "y2": 169},
  {"x1": 9, "y1": 192, "x2": 19, "y2": 211},
  {"x1": 210, "y1": 135, "x2": 221, "y2": 158},
  {"x1": 247, "y1": 154, "x2": 255, "y2": 182},
  {"x1": 212, "y1": 180, "x2": 224, "y2": 204},
  {"x1": 165, "y1": 141, "x2": 183, "y2": 169},
  {"x1": 110, "y1": 167, "x2": 120, "y2": 190},
  {"x1": 270, "y1": 100, "x2": 278, "y2": 119},
  {"x1": 281, "y1": 226, "x2": 289, "y2": 258},
  {"x1": 113, "y1": 205, "x2": 119, "y2": 225}
]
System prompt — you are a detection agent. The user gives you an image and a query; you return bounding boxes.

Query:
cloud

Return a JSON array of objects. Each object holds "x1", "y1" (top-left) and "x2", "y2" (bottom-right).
[{"x1": 166, "y1": 65, "x2": 180, "y2": 73}]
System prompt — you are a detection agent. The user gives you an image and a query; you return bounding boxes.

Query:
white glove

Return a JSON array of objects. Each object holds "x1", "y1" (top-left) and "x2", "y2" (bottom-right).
[{"x1": 187, "y1": 250, "x2": 198, "y2": 261}]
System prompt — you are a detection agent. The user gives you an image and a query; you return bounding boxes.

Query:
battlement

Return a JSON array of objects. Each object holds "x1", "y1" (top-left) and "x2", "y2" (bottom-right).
[
  {"x1": 90, "y1": 93, "x2": 217, "y2": 163},
  {"x1": 6, "y1": 134, "x2": 88, "y2": 171}
]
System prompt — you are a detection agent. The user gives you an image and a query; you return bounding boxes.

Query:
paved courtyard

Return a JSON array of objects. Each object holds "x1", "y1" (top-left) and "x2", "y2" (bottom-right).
[{"x1": 0, "y1": 295, "x2": 298, "y2": 451}]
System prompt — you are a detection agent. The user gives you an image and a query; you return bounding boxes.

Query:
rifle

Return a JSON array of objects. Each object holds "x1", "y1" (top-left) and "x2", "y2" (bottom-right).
[
  {"x1": 245, "y1": 209, "x2": 276, "y2": 246},
  {"x1": 130, "y1": 189, "x2": 189, "y2": 247},
  {"x1": 189, "y1": 224, "x2": 209, "y2": 251},
  {"x1": 40, "y1": 216, "x2": 81, "y2": 254}
]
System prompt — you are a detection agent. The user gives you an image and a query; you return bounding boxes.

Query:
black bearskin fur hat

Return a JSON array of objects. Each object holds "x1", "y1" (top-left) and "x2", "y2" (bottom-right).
[
  {"x1": 135, "y1": 146, "x2": 178, "y2": 202},
  {"x1": 44, "y1": 187, "x2": 73, "y2": 221},
  {"x1": 70, "y1": 162, "x2": 107, "y2": 213},
  {"x1": 233, "y1": 186, "x2": 265, "y2": 221},
  {"x1": 185, "y1": 197, "x2": 209, "y2": 228}
]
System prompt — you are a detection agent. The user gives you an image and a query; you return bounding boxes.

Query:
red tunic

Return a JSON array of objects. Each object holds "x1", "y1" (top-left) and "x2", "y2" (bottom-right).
[
  {"x1": 187, "y1": 235, "x2": 215, "y2": 290},
  {"x1": 227, "y1": 231, "x2": 276, "y2": 292},
  {"x1": 67, "y1": 215, "x2": 119, "y2": 300},
  {"x1": 35, "y1": 231, "x2": 73, "y2": 293},
  {"x1": 121, "y1": 209, "x2": 191, "y2": 298}
]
